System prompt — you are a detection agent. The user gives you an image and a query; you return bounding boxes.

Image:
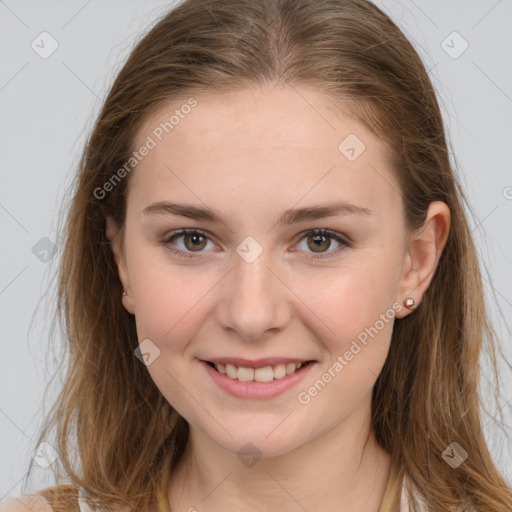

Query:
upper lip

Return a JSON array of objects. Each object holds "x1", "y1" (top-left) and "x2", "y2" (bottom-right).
[{"x1": 202, "y1": 357, "x2": 314, "y2": 369}]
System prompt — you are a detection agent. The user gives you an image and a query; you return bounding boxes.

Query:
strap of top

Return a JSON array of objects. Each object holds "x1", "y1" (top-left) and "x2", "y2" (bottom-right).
[
  {"x1": 378, "y1": 458, "x2": 404, "y2": 512},
  {"x1": 76, "y1": 489, "x2": 95, "y2": 512}
]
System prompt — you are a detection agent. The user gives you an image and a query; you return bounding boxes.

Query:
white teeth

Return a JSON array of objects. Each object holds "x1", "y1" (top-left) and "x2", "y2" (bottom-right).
[
  {"x1": 226, "y1": 363, "x2": 237, "y2": 379},
  {"x1": 237, "y1": 366, "x2": 254, "y2": 381},
  {"x1": 286, "y1": 362, "x2": 297, "y2": 375},
  {"x1": 254, "y1": 366, "x2": 274, "y2": 382},
  {"x1": 213, "y1": 361, "x2": 306, "y2": 381},
  {"x1": 273, "y1": 364, "x2": 287, "y2": 379}
]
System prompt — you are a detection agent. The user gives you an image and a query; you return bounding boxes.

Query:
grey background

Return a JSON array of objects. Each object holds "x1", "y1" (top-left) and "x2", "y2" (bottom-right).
[{"x1": 1, "y1": 0, "x2": 511, "y2": 498}]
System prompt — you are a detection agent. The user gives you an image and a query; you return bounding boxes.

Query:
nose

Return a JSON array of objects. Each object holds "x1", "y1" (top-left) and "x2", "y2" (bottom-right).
[{"x1": 215, "y1": 248, "x2": 291, "y2": 341}]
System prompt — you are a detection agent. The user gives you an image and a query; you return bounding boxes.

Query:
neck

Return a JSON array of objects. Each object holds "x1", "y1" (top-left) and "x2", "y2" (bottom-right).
[{"x1": 167, "y1": 402, "x2": 392, "y2": 511}]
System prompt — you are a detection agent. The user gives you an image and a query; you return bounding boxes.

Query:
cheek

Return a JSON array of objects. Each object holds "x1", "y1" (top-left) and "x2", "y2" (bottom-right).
[
  {"x1": 130, "y1": 263, "x2": 214, "y2": 345},
  {"x1": 300, "y1": 255, "x2": 399, "y2": 364},
  {"x1": 128, "y1": 263, "x2": 212, "y2": 412},
  {"x1": 293, "y1": 268, "x2": 398, "y2": 416},
  {"x1": 123, "y1": 237, "x2": 198, "y2": 338}
]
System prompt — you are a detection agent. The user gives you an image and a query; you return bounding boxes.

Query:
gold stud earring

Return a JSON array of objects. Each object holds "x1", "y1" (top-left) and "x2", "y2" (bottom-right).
[{"x1": 404, "y1": 297, "x2": 415, "y2": 310}]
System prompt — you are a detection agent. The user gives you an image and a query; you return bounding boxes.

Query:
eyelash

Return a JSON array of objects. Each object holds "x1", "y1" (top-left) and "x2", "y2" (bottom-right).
[{"x1": 161, "y1": 228, "x2": 352, "y2": 260}]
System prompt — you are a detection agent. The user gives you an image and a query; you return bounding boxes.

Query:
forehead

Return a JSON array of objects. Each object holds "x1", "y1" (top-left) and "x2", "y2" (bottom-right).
[{"x1": 129, "y1": 85, "x2": 400, "y2": 218}]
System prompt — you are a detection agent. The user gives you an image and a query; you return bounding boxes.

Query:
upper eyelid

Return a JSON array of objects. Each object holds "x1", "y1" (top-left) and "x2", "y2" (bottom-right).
[{"x1": 165, "y1": 228, "x2": 218, "y2": 245}]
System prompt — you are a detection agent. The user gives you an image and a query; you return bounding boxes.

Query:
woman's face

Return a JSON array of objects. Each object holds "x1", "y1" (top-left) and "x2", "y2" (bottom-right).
[{"x1": 109, "y1": 85, "x2": 418, "y2": 457}]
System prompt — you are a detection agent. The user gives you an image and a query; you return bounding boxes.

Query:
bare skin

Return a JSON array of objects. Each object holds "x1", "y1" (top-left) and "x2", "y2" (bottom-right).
[{"x1": 107, "y1": 84, "x2": 450, "y2": 511}]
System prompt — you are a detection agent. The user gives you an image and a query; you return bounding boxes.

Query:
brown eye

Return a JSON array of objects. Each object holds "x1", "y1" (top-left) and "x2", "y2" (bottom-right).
[
  {"x1": 307, "y1": 233, "x2": 332, "y2": 253},
  {"x1": 162, "y1": 229, "x2": 215, "y2": 258},
  {"x1": 183, "y1": 232, "x2": 207, "y2": 251},
  {"x1": 295, "y1": 228, "x2": 350, "y2": 259}
]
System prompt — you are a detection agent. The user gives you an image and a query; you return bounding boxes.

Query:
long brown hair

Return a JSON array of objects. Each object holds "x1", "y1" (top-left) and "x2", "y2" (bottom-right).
[{"x1": 24, "y1": 0, "x2": 512, "y2": 510}]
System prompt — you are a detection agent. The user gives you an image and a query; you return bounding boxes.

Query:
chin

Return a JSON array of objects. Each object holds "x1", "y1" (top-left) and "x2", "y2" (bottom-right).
[{"x1": 205, "y1": 424, "x2": 306, "y2": 460}]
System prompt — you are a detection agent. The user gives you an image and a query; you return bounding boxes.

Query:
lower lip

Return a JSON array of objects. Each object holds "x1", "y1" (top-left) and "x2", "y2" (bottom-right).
[{"x1": 200, "y1": 360, "x2": 316, "y2": 399}]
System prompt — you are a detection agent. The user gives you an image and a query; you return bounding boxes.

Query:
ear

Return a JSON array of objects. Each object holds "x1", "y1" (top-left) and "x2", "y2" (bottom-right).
[
  {"x1": 395, "y1": 201, "x2": 450, "y2": 319},
  {"x1": 106, "y1": 216, "x2": 135, "y2": 315}
]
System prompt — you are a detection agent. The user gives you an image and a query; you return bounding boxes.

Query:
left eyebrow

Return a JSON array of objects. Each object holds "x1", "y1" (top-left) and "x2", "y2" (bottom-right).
[
  {"x1": 275, "y1": 201, "x2": 374, "y2": 226},
  {"x1": 142, "y1": 200, "x2": 374, "y2": 226}
]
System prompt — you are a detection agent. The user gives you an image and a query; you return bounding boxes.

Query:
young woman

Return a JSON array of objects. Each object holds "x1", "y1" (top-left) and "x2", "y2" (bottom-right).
[{"x1": 2, "y1": 0, "x2": 511, "y2": 511}]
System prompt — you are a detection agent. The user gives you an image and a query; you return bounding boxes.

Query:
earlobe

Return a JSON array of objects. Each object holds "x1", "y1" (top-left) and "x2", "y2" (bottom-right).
[
  {"x1": 395, "y1": 201, "x2": 450, "y2": 319},
  {"x1": 105, "y1": 216, "x2": 135, "y2": 315}
]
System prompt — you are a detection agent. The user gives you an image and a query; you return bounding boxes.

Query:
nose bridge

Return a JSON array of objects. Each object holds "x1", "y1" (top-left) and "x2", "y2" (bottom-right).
[{"x1": 217, "y1": 241, "x2": 290, "y2": 340}]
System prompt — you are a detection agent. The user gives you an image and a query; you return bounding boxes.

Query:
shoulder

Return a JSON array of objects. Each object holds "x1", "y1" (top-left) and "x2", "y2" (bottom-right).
[
  {"x1": 0, "y1": 484, "x2": 81, "y2": 512},
  {"x1": 0, "y1": 495, "x2": 53, "y2": 512}
]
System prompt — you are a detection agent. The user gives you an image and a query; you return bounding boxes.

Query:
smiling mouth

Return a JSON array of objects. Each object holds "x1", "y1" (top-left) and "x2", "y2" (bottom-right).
[{"x1": 205, "y1": 360, "x2": 315, "y2": 382}]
